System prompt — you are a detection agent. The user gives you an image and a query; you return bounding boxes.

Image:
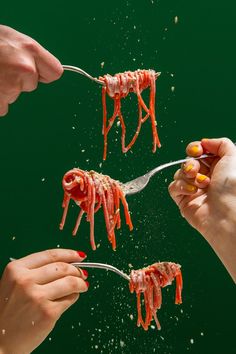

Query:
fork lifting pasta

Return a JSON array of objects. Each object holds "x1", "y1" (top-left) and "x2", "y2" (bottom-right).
[
  {"x1": 129, "y1": 262, "x2": 183, "y2": 330},
  {"x1": 99, "y1": 69, "x2": 161, "y2": 160},
  {"x1": 59, "y1": 168, "x2": 133, "y2": 250}
]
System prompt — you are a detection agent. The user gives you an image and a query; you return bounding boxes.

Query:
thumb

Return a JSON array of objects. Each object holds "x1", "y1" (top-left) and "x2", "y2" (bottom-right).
[{"x1": 201, "y1": 138, "x2": 236, "y2": 158}]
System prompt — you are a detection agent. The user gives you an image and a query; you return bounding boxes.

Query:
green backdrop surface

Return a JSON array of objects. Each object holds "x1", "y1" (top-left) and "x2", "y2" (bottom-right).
[{"x1": 0, "y1": 1, "x2": 236, "y2": 353}]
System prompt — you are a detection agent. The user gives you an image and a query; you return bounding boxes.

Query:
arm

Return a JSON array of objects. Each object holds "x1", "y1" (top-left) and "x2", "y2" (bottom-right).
[
  {"x1": 0, "y1": 249, "x2": 88, "y2": 354},
  {"x1": 168, "y1": 137, "x2": 236, "y2": 282},
  {"x1": 0, "y1": 25, "x2": 63, "y2": 116}
]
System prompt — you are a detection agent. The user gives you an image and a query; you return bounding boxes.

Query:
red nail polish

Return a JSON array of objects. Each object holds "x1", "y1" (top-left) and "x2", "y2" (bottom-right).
[
  {"x1": 77, "y1": 251, "x2": 87, "y2": 259},
  {"x1": 82, "y1": 269, "x2": 88, "y2": 277},
  {"x1": 86, "y1": 281, "x2": 89, "y2": 288}
]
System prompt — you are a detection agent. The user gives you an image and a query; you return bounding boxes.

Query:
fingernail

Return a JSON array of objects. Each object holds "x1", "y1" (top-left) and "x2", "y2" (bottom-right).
[
  {"x1": 82, "y1": 269, "x2": 88, "y2": 277},
  {"x1": 85, "y1": 281, "x2": 89, "y2": 288},
  {"x1": 186, "y1": 184, "x2": 197, "y2": 192},
  {"x1": 189, "y1": 145, "x2": 200, "y2": 156},
  {"x1": 77, "y1": 251, "x2": 87, "y2": 259},
  {"x1": 197, "y1": 174, "x2": 207, "y2": 183},
  {"x1": 184, "y1": 163, "x2": 193, "y2": 172}
]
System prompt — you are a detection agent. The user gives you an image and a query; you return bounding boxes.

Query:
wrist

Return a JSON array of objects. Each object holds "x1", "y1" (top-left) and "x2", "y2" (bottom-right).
[{"x1": 205, "y1": 214, "x2": 236, "y2": 282}]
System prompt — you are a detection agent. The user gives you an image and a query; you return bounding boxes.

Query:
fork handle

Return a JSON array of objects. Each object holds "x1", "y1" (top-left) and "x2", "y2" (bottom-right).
[
  {"x1": 148, "y1": 154, "x2": 212, "y2": 178},
  {"x1": 71, "y1": 262, "x2": 130, "y2": 281},
  {"x1": 62, "y1": 65, "x2": 105, "y2": 85}
]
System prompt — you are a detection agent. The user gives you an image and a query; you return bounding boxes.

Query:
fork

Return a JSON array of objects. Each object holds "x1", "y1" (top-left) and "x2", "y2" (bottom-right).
[
  {"x1": 63, "y1": 65, "x2": 105, "y2": 85},
  {"x1": 72, "y1": 262, "x2": 130, "y2": 281},
  {"x1": 121, "y1": 154, "x2": 211, "y2": 196},
  {"x1": 62, "y1": 65, "x2": 161, "y2": 85}
]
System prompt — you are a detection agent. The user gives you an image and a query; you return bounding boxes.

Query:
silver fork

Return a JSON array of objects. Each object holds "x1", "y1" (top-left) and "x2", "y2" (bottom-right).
[
  {"x1": 121, "y1": 154, "x2": 211, "y2": 196},
  {"x1": 63, "y1": 65, "x2": 105, "y2": 85},
  {"x1": 72, "y1": 262, "x2": 130, "y2": 281},
  {"x1": 62, "y1": 65, "x2": 161, "y2": 86}
]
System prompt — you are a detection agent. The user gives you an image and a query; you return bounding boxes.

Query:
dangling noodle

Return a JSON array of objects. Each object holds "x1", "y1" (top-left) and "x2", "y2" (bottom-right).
[
  {"x1": 59, "y1": 168, "x2": 133, "y2": 250},
  {"x1": 129, "y1": 262, "x2": 183, "y2": 330},
  {"x1": 99, "y1": 69, "x2": 161, "y2": 160}
]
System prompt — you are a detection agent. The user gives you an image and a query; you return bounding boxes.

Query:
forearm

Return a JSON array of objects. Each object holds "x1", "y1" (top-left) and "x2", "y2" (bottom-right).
[
  {"x1": 205, "y1": 215, "x2": 236, "y2": 283},
  {"x1": 0, "y1": 345, "x2": 30, "y2": 354}
]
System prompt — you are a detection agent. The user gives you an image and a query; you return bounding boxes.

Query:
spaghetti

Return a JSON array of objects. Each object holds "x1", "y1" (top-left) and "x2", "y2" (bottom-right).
[
  {"x1": 99, "y1": 69, "x2": 161, "y2": 160},
  {"x1": 59, "y1": 168, "x2": 133, "y2": 250},
  {"x1": 129, "y1": 262, "x2": 183, "y2": 330}
]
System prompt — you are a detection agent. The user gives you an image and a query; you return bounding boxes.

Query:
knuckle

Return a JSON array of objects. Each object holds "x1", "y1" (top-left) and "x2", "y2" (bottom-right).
[
  {"x1": 14, "y1": 273, "x2": 32, "y2": 289},
  {"x1": 62, "y1": 249, "x2": 73, "y2": 257},
  {"x1": 46, "y1": 249, "x2": 59, "y2": 262},
  {"x1": 19, "y1": 62, "x2": 37, "y2": 76},
  {"x1": 40, "y1": 305, "x2": 57, "y2": 322},
  {"x1": 4, "y1": 269, "x2": 33, "y2": 293},
  {"x1": 221, "y1": 137, "x2": 231, "y2": 145},
  {"x1": 28, "y1": 291, "x2": 44, "y2": 305},
  {"x1": 63, "y1": 249, "x2": 78, "y2": 259},
  {"x1": 4, "y1": 262, "x2": 17, "y2": 280},
  {"x1": 168, "y1": 181, "x2": 174, "y2": 193},
  {"x1": 3, "y1": 263, "x2": 29, "y2": 286},
  {"x1": 55, "y1": 262, "x2": 71, "y2": 274},
  {"x1": 9, "y1": 94, "x2": 20, "y2": 104},
  {"x1": 66, "y1": 293, "x2": 80, "y2": 307},
  {"x1": 31, "y1": 81, "x2": 38, "y2": 91},
  {"x1": 21, "y1": 39, "x2": 39, "y2": 55},
  {"x1": 22, "y1": 81, "x2": 38, "y2": 92},
  {"x1": 66, "y1": 276, "x2": 79, "y2": 292},
  {"x1": 174, "y1": 169, "x2": 181, "y2": 179},
  {"x1": 11, "y1": 59, "x2": 37, "y2": 77},
  {"x1": 72, "y1": 293, "x2": 80, "y2": 303},
  {"x1": 2, "y1": 85, "x2": 21, "y2": 96}
]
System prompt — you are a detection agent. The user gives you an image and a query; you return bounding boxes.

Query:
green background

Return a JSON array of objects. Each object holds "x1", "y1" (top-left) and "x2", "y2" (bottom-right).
[{"x1": 1, "y1": 0, "x2": 236, "y2": 353}]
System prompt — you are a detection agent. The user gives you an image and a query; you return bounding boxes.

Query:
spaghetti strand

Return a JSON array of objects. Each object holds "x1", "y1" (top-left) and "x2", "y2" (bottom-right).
[
  {"x1": 129, "y1": 262, "x2": 183, "y2": 330},
  {"x1": 60, "y1": 168, "x2": 133, "y2": 250},
  {"x1": 99, "y1": 69, "x2": 161, "y2": 160}
]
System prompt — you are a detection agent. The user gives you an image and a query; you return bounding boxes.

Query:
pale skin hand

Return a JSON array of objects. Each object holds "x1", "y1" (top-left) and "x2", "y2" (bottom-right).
[
  {"x1": 0, "y1": 25, "x2": 63, "y2": 116},
  {"x1": 0, "y1": 249, "x2": 89, "y2": 354},
  {"x1": 169, "y1": 138, "x2": 236, "y2": 282}
]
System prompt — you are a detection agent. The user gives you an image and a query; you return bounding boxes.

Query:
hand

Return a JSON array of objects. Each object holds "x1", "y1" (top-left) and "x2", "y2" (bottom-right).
[
  {"x1": 0, "y1": 25, "x2": 63, "y2": 116},
  {"x1": 168, "y1": 138, "x2": 236, "y2": 282},
  {"x1": 0, "y1": 249, "x2": 89, "y2": 354}
]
